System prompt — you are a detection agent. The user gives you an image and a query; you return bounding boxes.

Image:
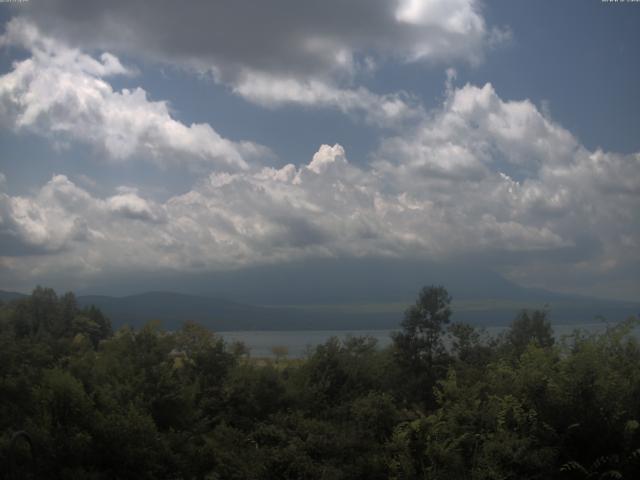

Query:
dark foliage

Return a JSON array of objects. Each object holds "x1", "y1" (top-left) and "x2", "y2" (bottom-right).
[{"x1": 0, "y1": 286, "x2": 639, "y2": 479}]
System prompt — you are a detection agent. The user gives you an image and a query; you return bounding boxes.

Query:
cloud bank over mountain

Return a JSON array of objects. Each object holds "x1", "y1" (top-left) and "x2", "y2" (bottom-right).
[{"x1": 0, "y1": 2, "x2": 638, "y2": 300}]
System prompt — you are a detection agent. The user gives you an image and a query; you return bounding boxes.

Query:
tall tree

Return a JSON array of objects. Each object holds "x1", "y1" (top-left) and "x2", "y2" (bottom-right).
[
  {"x1": 392, "y1": 286, "x2": 452, "y2": 406},
  {"x1": 393, "y1": 285, "x2": 452, "y2": 370},
  {"x1": 505, "y1": 309, "x2": 554, "y2": 358}
]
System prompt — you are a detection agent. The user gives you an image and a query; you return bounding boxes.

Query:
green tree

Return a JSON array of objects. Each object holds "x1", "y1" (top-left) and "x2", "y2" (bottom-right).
[
  {"x1": 392, "y1": 286, "x2": 452, "y2": 405},
  {"x1": 504, "y1": 309, "x2": 554, "y2": 358},
  {"x1": 393, "y1": 286, "x2": 452, "y2": 368}
]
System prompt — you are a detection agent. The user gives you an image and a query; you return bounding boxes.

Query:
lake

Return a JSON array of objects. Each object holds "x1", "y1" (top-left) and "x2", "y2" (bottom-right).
[{"x1": 219, "y1": 322, "x2": 621, "y2": 358}]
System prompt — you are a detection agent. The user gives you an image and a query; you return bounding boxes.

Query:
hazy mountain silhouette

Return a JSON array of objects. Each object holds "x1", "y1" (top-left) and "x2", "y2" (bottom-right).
[
  {"x1": 75, "y1": 258, "x2": 541, "y2": 302},
  {"x1": 2, "y1": 259, "x2": 638, "y2": 330},
  {"x1": 0, "y1": 290, "x2": 27, "y2": 302},
  {"x1": 3, "y1": 291, "x2": 638, "y2": 332}
]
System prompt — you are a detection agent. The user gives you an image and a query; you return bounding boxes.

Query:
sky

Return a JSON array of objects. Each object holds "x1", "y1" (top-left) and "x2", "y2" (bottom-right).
[{"x1": 0, "y1": 0, "x2": 638, "y2": 301}]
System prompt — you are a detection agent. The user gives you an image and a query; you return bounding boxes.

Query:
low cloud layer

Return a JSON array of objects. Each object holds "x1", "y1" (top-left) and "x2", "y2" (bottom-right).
[
  {"x1": 2, "y1": 80, "x2": 638, "y2": 296},
  {"x1": 0, "y1": 9, "x2": 637, "y2": 300}
]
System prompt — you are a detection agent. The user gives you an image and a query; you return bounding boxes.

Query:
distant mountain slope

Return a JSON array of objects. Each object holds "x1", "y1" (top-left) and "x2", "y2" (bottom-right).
[
  {"x1": 74, "y1": 290, "x2": 640, "y2": 332},
  {"x1": 79, "y1": 258, "x2": 636, "y2": 306},
  {"x1": 77, "y1": 292, "x2": 292, "y2": 331},
  {"x1": 76, "y1": 292, "x2": 393, "y2": 331},
  {"x1": 0, "y1": 290, "x2": 27, "y2": 302},
  {"x1": 3, "y1": 286, "x2": 638, "y2": 331},
  {"x1": 75, "y1": 259, "x2": 532, "y2": 304}
]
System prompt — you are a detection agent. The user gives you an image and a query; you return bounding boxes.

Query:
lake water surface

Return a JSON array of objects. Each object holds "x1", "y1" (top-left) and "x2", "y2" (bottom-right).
[{"x1": 220, "y1": 322, "x2": 620, "y2": 358}]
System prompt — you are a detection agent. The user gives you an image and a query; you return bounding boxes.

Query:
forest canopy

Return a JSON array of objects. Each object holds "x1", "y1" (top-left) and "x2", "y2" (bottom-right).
[{"x1": 1, "y1": 286, "x2": 639, "y2": 479}]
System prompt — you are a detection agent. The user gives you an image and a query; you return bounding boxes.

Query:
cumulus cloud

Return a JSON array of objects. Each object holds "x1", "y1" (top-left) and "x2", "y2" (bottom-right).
[
  {"x1": 1, "y1": 79, "x2": 638, "y2": 297},
  {"x1": 107, "y1": 192, "x2": 164, "y2": 223},
  {"x1": 0, "y1": 18, "x2": 267, "y2": 170},
  {"x1": 375, "y1": 82, "x2": 581, "y2": 183},
  {"x1": 0, "y1": 174, "x2": 93, "y2": 255},
  {"x1": 374, "y1": 83, "x2": 640, "y2": 293},
  {"x1": 14, "y1": 0, "x2": 506, "y2": 122},
  {"x1": 2, "y1": 144, "x2": 562, "y2": 278}
]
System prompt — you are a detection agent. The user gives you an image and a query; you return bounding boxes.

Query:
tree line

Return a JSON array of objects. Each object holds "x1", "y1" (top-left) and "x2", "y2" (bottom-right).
[{"x1": 1, "y1": 285, "x2": 639, "y2": 479}]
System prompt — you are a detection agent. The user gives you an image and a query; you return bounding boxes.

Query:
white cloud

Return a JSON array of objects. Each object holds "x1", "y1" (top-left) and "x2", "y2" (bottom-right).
[
  {"x1": 307, "y1": 144, "x2": 348, "y2": 174},
  {"x1": 374, "y1": 83, "x2": 640, "y2": 294},
  {"x1": 0, "y1": 175, "x2": 92, "y2": 255},
  {"x1": 231, "y1": 72, "x2": 423, "y2": 127},
  {"x1": 0, "y1": 18, "x2": 267, "y2": 170},
  {"x1": 1, "y1": 81, "x2": 638, "y2": 298},
  {"x1": 375, "y1": 82, "x2": 581, "y2": 185},
  {"x1": 1, "y1": 139, "x2": 562, "y2": 276},
  {"x1": 395, "y1": 0, "x2": 485, "y2": 56},
  {"x1": 107, "y1": 192, "x2": 164, "y2": 223},
  {"x1": 396, "y1": 0, "x2": 480, "y2": 30}
]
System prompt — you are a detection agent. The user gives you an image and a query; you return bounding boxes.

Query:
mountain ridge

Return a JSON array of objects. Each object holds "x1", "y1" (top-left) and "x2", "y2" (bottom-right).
[{"x1": 2, "y1": 287, "x2": 638, "y2": 332}]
